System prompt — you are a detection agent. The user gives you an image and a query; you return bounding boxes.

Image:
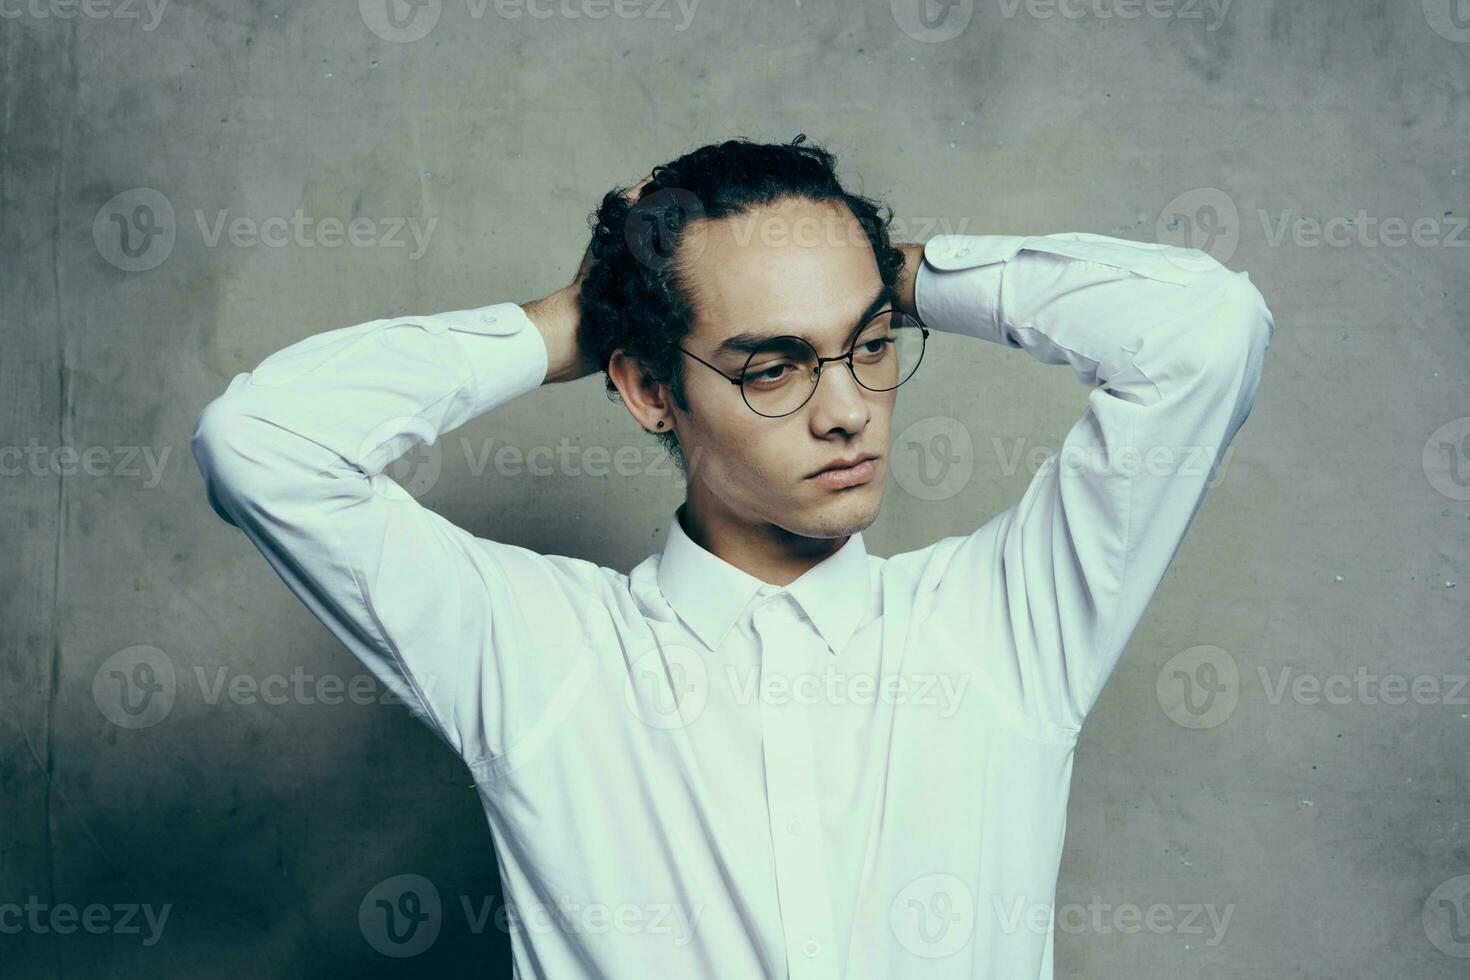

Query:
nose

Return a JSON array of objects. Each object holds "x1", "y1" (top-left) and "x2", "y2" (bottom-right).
[{"x1": 807, "y1": 360, "x2": 870, "y2": 436}]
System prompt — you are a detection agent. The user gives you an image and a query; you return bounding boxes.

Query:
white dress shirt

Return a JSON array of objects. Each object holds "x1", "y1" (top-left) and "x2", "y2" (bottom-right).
[{"x1": 191, "y1": 231, "x2": 1274, "y2": 979}]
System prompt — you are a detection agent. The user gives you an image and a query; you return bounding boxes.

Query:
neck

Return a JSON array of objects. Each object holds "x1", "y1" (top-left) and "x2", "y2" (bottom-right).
[{"x1": 678, "y1": 494, "x2": 848, "y2": 588}]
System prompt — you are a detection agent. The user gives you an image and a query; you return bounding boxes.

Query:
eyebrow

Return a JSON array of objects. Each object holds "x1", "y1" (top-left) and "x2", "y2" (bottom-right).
[{"x1": 710, "y1": 284, "x2": 897, "y2": 360}]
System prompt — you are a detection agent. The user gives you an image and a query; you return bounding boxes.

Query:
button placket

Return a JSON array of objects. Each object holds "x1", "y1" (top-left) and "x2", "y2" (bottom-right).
[{"x1": 753, "y1": 594, "x2": 839, "y2": 980}]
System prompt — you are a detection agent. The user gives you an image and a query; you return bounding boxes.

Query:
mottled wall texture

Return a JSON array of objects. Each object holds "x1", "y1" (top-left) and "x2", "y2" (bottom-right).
[{"x1": 2, "y1": 0, "x2": 1466, "y2": 976}]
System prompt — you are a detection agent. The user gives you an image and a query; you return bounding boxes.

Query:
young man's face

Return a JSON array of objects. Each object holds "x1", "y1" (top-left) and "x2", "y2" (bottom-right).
[{"x1": 670, "y1": 196, "x2": 897, "y2": 540}]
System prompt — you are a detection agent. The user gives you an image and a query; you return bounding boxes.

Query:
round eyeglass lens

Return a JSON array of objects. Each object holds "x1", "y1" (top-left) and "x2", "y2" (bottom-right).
[
  {"x1": 738, "y1": 311, "x2": 927, "y2": 417},
  {"x1": 849, "y1": 310, "x2": 925, "y2": 393}
]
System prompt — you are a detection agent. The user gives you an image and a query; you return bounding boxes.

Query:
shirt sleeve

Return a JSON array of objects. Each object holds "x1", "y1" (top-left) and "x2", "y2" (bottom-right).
[
  {"x1": 190, "y1": 302, "x2": 609, "y2": 769},
  {"x1": 911, "y1": 232, "x2": 1275, "y2": 734}
]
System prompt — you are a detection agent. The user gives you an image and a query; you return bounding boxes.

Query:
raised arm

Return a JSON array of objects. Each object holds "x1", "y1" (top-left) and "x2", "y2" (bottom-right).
[
  {"x1": 190, "y1": 239, "x2": 611, "y2": 767},
  {"x1": 905, "y1": 232, "x2": 1274, "y2": 734}
]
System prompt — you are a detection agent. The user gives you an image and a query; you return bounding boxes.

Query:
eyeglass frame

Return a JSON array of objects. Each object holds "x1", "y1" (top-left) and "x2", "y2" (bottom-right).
[{"x1": 675, "y1": 307, "x2": 930, "y2": 419}]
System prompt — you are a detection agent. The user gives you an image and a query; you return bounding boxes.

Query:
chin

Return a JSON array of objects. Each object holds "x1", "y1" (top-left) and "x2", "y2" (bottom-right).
[{"x1": 802, "y1": 483, "x2": 883, "y2": 538}]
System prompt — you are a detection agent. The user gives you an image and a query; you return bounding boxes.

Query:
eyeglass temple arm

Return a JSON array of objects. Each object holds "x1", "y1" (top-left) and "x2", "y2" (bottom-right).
[{"x1": 677, "y1": 346, "x2": 743, "y2": 385}]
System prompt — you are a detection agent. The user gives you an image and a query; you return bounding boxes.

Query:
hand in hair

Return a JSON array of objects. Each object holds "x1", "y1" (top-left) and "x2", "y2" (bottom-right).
[{"x1": 527, "y1": 171, "x2": 656, "y2": 385}]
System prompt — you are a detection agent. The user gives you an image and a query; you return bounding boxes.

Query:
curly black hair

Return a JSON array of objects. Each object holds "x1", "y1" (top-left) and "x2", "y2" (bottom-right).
[{"x1": 576, "y1": 134, "x2": 907, "y2": 474}]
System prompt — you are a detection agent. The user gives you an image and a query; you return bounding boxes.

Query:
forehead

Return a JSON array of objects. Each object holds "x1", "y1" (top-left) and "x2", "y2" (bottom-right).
[{"x1": 679, "y1": 197, "x2": 884, "y2": 352}]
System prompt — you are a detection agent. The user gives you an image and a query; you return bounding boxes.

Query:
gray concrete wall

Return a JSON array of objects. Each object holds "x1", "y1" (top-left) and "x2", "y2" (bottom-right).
[{"x1": 3, "y1": 1, "x2": 1466, "y2": 976}]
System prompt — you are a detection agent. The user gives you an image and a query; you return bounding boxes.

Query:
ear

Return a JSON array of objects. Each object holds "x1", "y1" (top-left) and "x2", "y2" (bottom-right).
[{"x1": 607, "y1": 348, "x2": 674, "y2": 432}]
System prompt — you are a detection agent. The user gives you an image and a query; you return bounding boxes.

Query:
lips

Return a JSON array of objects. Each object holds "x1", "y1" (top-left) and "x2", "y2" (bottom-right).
[
  {"x1": 808, "y1": 455, "x2": 880, "y2": 490},
  {"x1": 812, "y1": 454, "x2": 877, "y2": 478}
]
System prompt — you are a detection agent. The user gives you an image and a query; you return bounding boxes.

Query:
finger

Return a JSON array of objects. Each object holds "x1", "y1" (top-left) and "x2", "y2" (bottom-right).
[{"x1": 626, "y1": 172, "x2": 654, "y2": 203}]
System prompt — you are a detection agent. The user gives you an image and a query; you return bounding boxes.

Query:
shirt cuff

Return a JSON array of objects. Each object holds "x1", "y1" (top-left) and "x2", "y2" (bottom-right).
[
  {"x1": 914, "y1": 236, "x2": 1014, "y2": 347},
  {"x1": 435, "y1": 301, "x2": 551, "y2": 410}
]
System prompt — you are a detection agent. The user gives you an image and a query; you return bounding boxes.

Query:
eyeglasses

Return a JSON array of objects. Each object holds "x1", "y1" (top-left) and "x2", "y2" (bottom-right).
[{"x1": 677, "y1": 309, "x2": 929, "y2": 418}]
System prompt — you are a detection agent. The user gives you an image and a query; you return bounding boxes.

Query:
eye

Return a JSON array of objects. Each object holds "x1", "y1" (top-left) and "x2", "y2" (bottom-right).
[{"x1": 747, "y1": 363, "x2": 795, "y2": 385}]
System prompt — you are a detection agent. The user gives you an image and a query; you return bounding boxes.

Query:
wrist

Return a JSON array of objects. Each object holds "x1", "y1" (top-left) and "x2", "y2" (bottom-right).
[
  {"x1": 895, "y1": 242, "x2": 925, "y2": 319},
  {"x1": 526, "y1": 285, "x2": 593, "y2": 384}
]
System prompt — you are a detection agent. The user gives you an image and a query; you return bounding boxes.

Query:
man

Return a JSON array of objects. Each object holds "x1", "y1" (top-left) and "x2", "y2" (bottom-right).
[{"x1": 191, "y1": 135, "x2": 1273, "y2": 978}]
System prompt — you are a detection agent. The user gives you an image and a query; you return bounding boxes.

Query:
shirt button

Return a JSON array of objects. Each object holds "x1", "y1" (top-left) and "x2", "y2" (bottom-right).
[
  {"x1": 480, "y1": 312, "x2": 498, "y2": 324},
  {"x1": 802, "y1": 938, "x2": 820, "y2": 958},
  {"x1": 786, "y1": 818, "x2": 802, "y2": 836},
  {"x1": 955, "y1": 246, "x2": 970, "y2": 257}
]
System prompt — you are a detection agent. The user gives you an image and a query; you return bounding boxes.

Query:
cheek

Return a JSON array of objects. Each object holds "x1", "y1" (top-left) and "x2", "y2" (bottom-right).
[
  {"x1": 698, "y1": 420, "x2": 799, "y2": 492},
  {"x1": 730, "y1": 434, "x2": 790, "y2": 487}
]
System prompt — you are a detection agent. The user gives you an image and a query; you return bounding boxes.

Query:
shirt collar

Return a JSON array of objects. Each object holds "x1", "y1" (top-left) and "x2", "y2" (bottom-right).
[{"x1": 656, "y1": 505, "x2": 871, "y2": 655}]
